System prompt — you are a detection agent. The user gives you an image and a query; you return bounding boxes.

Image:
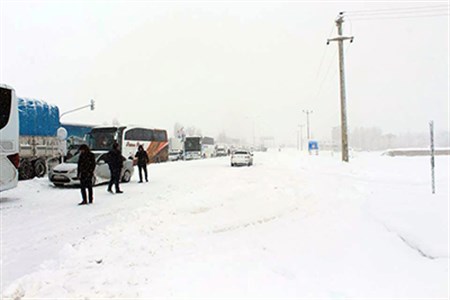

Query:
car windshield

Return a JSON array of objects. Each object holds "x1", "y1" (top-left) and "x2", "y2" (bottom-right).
[
  {"x1": 65, "y1": 152, "x2": 104, "y2": 164},
  {"x1": 66, "y1": 153, "x2": 80, "y2": 163},
  {"x1": 234, "y1": 151, "x2": 248, "y2": 155}
]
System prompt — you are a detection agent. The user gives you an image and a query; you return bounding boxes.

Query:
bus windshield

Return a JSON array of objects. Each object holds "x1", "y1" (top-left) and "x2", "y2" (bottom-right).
[
  {"x1": 89, "y1": 128, "x2": 118, "y2": 151},
  {"x1": 0, "y1": 87, "x2": 12, "y2": 130},
  {"x1": 185, "y1": 138, "x2": 201, "y2": 151}
]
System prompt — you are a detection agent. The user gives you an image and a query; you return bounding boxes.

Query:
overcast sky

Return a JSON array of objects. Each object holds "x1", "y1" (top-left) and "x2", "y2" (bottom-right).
[{"x1": 1, "y1": 1, "x2": 448, "y2": 144}]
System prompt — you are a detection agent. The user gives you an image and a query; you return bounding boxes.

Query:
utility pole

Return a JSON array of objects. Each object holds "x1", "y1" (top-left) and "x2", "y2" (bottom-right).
[
  {"x1": 302, "y1": 110, "x2": 313, "y2": 140},
  {"x1": 327, "y1": 12, "x2": 353, "y2": 162},
  {"x1": 429, "y1": 121, "x2": 435, "y2": 194},
  {"x1": 297, "y1": 124, "x2": 305, "y2": 151}
]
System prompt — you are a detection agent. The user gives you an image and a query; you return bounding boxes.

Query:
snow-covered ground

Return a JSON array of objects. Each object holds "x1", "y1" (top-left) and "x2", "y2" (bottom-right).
[{"x1": 1, "y1": 150, "x2": 448, "y2": 299}]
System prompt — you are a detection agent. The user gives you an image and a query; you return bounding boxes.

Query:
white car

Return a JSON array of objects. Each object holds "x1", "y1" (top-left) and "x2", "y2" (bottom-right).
[
  {"x1": 168, "y1": 150, "x2": 183, "y2": 161},
  {"x1": 49, "y1": 151, "x2": 134, "y2": 187},
  {"x1": 216, "y1": 147, "x2": 227, "y2": 157},
  {"x1": 231, "y1": 150, "x2": 253, "y2": 167}
]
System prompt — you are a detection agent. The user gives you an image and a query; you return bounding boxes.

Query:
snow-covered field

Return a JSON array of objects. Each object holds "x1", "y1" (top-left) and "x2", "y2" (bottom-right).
[{"x1": 1, "y1": 150, "x2": 448, "y2": 299}]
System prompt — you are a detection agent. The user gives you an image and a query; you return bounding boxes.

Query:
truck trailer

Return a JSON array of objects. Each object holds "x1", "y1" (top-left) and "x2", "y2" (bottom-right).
[{"x1": 18, "y1": 98, "x2": 63, "y2": 179}]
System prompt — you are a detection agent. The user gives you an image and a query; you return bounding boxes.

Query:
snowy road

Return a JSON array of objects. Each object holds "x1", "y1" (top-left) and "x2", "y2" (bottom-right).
[{"x1": 1, "y1": 150, "x2": 449, "y2": 298}]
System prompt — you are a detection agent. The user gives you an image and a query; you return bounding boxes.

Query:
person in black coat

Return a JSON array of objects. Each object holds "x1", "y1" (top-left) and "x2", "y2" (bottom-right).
[
  {"x1": 135, "y1": 145, "x2": 149, "y2": 183},
  {"x1": 77, "y1": 144, "x2": 96, "y2": 205},
  {"x1": 107, "y1": 142, "x2": 124, "y2": 194}
]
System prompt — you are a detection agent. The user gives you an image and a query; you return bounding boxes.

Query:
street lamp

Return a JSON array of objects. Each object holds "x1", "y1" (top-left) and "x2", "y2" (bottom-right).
[{"x1": 60, "y1": 99, "x2": 95, "y2": 118}]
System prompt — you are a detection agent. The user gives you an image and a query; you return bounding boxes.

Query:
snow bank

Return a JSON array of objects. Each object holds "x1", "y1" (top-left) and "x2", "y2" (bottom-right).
[{"x1": 382, "y1": 148, "x2": 450, "y2": 156}]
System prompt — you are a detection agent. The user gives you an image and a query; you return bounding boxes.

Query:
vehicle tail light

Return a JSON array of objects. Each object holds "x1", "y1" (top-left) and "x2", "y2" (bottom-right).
[{"x1": 7, "y1": 153, "x2": 20, "y2": 169}]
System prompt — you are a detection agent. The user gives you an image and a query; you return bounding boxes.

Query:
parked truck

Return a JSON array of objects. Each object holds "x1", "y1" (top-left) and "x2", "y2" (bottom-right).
[{"x1": 18, "y1": 98, "x2": 63, "y2": 179}]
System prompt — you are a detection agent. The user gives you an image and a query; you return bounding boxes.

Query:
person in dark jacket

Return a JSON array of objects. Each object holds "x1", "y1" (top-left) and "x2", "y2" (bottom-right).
[
  {"x1": 135, "y1": 145, "x2": 149, "y2": 183},
  {"x1": 77, "y1": 144, "x2": 96, "y2": 205},
  {"x1": 107, "y1": 142, "x2": 124, "y2": 194}
]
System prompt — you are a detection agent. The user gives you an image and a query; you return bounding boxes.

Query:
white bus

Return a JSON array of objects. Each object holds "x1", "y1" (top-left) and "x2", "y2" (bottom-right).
[
  {"x1": 88, "y1": 125, "x2": 169, "y2": 163},
  {"x1": 201, "y1": 136, "x2": 215, "y2": 158},
  {"x1": 184, "y1": 136, "x2": 215, "y2": 160},
  {"x1": 0, "y1": 84, "x2": 20, "y2": 192}
]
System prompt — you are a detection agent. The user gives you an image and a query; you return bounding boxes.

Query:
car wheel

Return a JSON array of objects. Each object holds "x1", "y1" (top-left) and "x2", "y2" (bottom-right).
[
  {"x1": 53, "y1": 183, "x2": 64, "y2": 188},
  {"x1": 122, "y1": 170, "x2": 131, "y2": 183},
  {"x1": 34, "y1": 159, "x2": 47, "y2": 177},
  {"x1": 19, "y1": 159, "x2": 35, "y2": 180}
]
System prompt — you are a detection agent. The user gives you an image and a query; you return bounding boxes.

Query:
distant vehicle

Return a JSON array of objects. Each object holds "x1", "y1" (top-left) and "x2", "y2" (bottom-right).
[
  {"x1": 88, "y1": 126, "x2": 168, "y2": 163},
  {"x1": 184, "y1": 136, "x2": 215, "y2": 160},
  {"x1": 48, "y1": 150, "x2": 134, "y2": 187},
  {"x1": 184, "y1": 136, "x2": 202, "y2": 160},
  {"x1": 215, "y1": 144, "x2": 228, "y2": 157},
  {"x1": 254, "y1": 145, "x2": 268, "y2": 152},
  {"x1": 231, "y1": 150, "x2": 253, "y2": 167},
  {"x1": 168, "y1": 150, "x2": 183, "y2": 161},
  {"x1": 201, "y1": 136, "x2": 215, "y2": 158},
  {"x1": 0, "y1": 84, "x2": 19, "y2": 192},
  {"x1": 169, "y1": 137, "x2": 184, "y2": 153}
]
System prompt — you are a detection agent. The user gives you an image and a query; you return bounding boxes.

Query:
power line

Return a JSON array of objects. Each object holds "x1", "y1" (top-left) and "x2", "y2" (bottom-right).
[
  {"x1": 349, "y1": 13, "x2": 449, "y2": 21},
  {"x1": 313, "y1": 48, "x2": 337, "y2": 102},
  {"x1": 312, "y1": 42, "x2": 352, "y2": 106},
  {"x1": 346, "y1": 8, "x2": 448, "y2": 17},
  {"x1": 315, "y1": 24, "x2": 335, "y2": 81},
  {"x1": 344, "y1": 4, "x2": 449, "y2": 15}
]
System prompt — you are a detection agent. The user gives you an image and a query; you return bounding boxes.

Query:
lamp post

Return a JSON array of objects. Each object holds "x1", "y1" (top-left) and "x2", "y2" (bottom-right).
[{"x1": 60, "y1": 99, "x2": 95, "y2": 118}]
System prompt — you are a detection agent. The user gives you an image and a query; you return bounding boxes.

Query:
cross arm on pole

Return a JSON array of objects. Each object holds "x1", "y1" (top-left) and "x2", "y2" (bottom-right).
[{"x1": 327, "y1": 36, "x2": 354, "y2": 45}]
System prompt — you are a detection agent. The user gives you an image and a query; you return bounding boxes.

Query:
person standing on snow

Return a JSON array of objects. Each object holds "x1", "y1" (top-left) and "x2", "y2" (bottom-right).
[
  {"x1": 77, "y1": 144, "x2": 96, "y2": 205},
  {"x1": 135, "y1": 145, "x2": 149, "y2": 183},
  {"x1": 106, "y1": 142, "x2": 124, "y2": 194}
]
